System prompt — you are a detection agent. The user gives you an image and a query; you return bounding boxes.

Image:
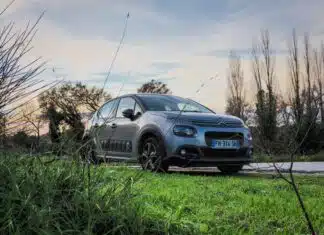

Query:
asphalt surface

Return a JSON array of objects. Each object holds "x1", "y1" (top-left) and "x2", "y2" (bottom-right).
[
  {"x1": 244, "y1": 162, "x2": 324, "y2": 173},
  {"x1": 128, "y1": 162, "x2": 324, "y2": 174}
]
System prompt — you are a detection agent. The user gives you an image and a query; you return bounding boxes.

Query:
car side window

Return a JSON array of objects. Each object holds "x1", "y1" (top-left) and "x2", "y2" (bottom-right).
[
  {"x1": 98, "y1": 99, "x2": 118, "y2": 120},
  {"x1": 134, "y1": 102, "x2": 143, "y2": 116},
  {"x1": 116, "y1": 97, "x2": 136, "y2": 118}
]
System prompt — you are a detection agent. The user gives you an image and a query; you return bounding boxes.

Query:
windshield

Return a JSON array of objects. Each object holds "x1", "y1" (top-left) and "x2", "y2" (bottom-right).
[{"x1": 138, "y1": 95, "x2": 213, "y2": 113}]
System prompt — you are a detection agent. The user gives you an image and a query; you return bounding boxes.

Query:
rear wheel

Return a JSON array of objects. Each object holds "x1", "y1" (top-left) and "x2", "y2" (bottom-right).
[
  {"x1": 217, "y1": 164, "x2": 243, "y2": 174},
  {"x1": 139, "y1": 136, "x2": 169, "y2": 172}
]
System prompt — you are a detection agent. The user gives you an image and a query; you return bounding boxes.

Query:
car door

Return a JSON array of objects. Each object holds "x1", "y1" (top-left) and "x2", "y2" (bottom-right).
[
  {"x1": 110, "y1": 96, "x2": 143, "y2": 158},
  {"x1": 93, "y1": 99, "x2": 119, "y2": 157}
]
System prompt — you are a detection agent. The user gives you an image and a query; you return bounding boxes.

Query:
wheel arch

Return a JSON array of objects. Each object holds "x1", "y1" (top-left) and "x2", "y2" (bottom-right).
[{"x1": 136, "y1": 125, "x2": 166, "y2": 156}]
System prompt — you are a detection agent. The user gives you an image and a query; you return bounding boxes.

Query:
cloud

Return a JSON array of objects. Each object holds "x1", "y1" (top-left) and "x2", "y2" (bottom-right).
[
  {"x1": 150, "y1": 62, "x2": 181, "y2": 72},
  {"x1": 205, "y1": 48, "x2": 289, "y2": 59},
  {"x1": 2, "y1": 0, "x2": 324, "y2": 113}
]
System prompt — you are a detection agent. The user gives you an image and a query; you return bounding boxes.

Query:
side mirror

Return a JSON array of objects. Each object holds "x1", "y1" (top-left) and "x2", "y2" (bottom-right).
[{"x1": 122, "y1": 109, "x2": 134, "y2": 119}]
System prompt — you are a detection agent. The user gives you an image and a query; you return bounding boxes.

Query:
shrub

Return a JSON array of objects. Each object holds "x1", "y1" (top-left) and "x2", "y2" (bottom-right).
[{"x1": 0, "y1": 154, "x2": 193, "y2": 234}]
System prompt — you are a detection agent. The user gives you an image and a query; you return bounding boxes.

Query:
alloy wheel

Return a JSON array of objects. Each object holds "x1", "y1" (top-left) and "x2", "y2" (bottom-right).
[{"x1": 141, "y1": 141, "x2": 159, "y2": 170}]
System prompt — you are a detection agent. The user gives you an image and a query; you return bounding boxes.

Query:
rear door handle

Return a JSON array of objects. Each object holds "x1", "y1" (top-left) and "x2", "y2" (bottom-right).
[{"x1": 110, "y1": 123, "x2": 117, "y2": 129}]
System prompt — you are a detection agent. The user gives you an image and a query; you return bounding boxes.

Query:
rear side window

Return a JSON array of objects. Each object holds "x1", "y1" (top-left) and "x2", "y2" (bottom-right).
[{"x1": 98, "y1": 99, "x2": 118, "y2": 120}]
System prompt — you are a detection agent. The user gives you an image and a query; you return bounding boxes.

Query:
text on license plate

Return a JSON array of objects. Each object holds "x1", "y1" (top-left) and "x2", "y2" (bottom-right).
[{"x1": 211, "y1": 139, "x2": 240, "y2": 149}]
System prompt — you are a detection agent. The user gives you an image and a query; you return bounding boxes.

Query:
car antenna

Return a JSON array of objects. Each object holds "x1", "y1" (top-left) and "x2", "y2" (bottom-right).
[{"x1": 101, "y1": 12, "x2": 130, "y2": 93}]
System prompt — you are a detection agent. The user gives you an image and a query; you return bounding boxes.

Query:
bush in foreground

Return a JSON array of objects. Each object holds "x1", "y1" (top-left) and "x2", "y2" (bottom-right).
[{"x1": 0, "y1": 154, "x2": 194, "y2": 234}]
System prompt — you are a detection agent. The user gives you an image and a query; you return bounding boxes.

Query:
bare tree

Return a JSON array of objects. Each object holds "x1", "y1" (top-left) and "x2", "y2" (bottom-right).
[
  {"x1": 288, "y1": 29, "x2": 303, "y2": 126},
  {"x1": 0, "y1": 1, "x2": 45, "y2": 119},
  {"x1": 304, "y1": 34, "x2": 313, "y2": 115},
  {"x1": 298, "y1": 33, "x2": 320, "y2": 153},
  {"x1": 225, "y1": 51, "x2": 248, "y2": 121},
  {"x1": 251, "y1": 30, "x2": 278, "y2": 150},
  {"x1": 313, "y1": 45, "x2": 324, "y2": 124},
  {"x1": 253, "y1": 30, "x2": 319, "y2": 235},
  {"x1": 270, "y1": 109, "x2": 318, "y2": 235},
  {"x1": 18, "y1": 102, "x2": 44, "y2": 150},
  {"x1": 322, "y1": 43, "x2": 324, "y2": 124},
  {"x1": 0, "y1": 111, "x2": 6, "y2": 147}
]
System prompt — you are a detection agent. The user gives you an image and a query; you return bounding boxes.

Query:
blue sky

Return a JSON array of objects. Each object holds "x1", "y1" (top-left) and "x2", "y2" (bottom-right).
[{"x1": 3, "y1": 0, "x2": 324, "y2": 112}]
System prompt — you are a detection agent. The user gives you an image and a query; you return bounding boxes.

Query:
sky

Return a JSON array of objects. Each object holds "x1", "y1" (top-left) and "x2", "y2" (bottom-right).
[{"x1": 2, "y1": 0, "x2": 324, "y2": 113}]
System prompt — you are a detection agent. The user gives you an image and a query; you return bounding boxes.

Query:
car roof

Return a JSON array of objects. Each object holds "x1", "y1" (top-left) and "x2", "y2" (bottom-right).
[{"x1": 121, "y1": 93, "x2": 184, "y2": 99}]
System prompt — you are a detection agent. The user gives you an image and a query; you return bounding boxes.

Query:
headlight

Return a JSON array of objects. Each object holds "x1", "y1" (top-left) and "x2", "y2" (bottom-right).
[{"x1": 173, "y1": 125, "x2": 197, "y2": 137}]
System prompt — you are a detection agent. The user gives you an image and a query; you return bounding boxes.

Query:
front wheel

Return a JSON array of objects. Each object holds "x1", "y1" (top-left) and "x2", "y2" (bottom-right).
[
  {"x1": 217, "y1": 164, "x2": 243, "y2": 174},
  {"x1": 139, "y1": 137, "x2": 169, "y2": 172}
]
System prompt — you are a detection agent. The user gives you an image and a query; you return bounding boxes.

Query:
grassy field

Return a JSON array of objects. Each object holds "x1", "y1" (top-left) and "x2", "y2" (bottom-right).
[
  {"x1": 1, "y1": 154, "x2": 324, "y2": 234},
  {"x1": 109, "y1": 167, "x2": 324, "y2": 234}
]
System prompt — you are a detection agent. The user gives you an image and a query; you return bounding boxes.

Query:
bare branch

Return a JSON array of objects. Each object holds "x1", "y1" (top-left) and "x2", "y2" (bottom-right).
[
  {"x1": 225, "y1": 51, "x2": 248, "y2": 121},
  {"x1": 0, "y1": 10, "x2": 46, "y2": 114}
]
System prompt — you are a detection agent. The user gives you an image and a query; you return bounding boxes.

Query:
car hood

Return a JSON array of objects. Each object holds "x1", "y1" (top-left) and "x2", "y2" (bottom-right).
[{"x1": 148, "y1": 111, "x2": 244, "y2": 126}]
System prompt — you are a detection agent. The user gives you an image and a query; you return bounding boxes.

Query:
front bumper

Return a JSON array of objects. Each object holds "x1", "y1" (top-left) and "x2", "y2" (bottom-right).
[
  {"x1": 165, "y1": 145, "x2": 253, "y2": 167},
  {"x1": 163, "y1": 125, "x2": 253, "y2": 167}
]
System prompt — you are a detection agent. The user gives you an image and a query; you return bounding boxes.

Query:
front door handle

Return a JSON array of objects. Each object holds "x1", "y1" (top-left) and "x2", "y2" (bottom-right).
[{"x1": 110, "y1": 123, "x2": 117, "y2": 129}]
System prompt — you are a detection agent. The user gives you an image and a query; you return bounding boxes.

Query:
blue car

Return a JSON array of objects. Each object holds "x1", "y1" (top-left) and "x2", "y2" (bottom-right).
[{"x1": 83, "y1": 93, "x2": 253, "y2": 173}]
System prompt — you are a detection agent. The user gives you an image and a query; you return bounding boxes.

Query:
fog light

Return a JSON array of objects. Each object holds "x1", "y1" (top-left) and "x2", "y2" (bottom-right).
[{"x1": 180, "y1": 149, "x2": 186, "y2": 155}]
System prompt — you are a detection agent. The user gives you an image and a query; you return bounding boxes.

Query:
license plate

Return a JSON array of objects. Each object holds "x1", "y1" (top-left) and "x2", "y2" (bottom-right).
[{"x1": 211, "y1": 139, "x2": 240, "y2": 149}]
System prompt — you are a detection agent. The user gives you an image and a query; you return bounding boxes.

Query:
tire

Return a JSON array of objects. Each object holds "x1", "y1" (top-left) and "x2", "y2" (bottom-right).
[
  {"x1": 217, "y1": 164, "x2": 243, "y2": 174},
  {"x1": 80, "y1": 136, "x2": 100, "y2": 165},
  {"x1": 139, "y1": 136, "x2": 169, "y2": 172}
]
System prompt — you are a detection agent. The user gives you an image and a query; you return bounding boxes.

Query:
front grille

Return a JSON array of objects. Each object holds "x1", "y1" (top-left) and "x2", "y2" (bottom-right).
[
  {"x1": 201, "y1": 148, "x2": 247, "y2": 158},
  {"x1": 192, "y1": 120, "x2": 243, "y2": 128},
  {"x1": 205, "y1": 132, "x2": 244, "y2": 146}
]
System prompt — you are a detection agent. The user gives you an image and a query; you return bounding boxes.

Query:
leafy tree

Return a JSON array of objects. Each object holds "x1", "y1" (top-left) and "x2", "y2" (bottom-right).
[
  {"x1": 39, "y1": 82, "x2": 110, "y2": 142},
  {"x1": 137, "y1": 79, "x2": 171, "y2": 94},
  {"x1": 12, "y1": 131, "x2": 31, "y2": 149},
  {"x1": 72, "y1": 83, "x2": 112, "y2": 113},
  {"x1": 46, "y1": 103, "x2": 64, "y2": 144}
]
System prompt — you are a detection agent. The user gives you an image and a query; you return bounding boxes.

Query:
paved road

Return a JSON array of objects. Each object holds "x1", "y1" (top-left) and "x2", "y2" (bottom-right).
[
  {"x1": 129, "y1": 162, "x2": 324, "y2": 174},
  {"x1": 244, "y1": 162, "x2": 324, "y2": 173},
  {"x1": 170, "y1": 162, "x2": 324, "y2": 174}
]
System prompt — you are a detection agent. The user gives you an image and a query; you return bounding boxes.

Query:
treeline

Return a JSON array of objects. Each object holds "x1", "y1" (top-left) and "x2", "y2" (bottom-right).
[
  {"x1": 226, "y1": 30, "x2": 324, "y2": 156},
  {"x1": 0, "y1": 79, "x2": 169, "y2": 154}
]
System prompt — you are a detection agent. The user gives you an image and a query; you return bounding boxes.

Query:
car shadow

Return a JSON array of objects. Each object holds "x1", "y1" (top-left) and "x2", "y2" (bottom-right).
[
  {"x1": 104, "y1": 163, "x2": 281, "y2": 180},
  {"x1": 166, "y1": 168, "x2": 279, "y2": 180}
]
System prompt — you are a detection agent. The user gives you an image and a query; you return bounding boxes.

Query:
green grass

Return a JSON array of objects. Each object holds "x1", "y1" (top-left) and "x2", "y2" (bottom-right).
[
  {"x1": 1, "y1": 154, "x2": 324, "y2": 234},
  {"x1": 105, "y1": 167, "x2": 324, "y2": 235}
]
